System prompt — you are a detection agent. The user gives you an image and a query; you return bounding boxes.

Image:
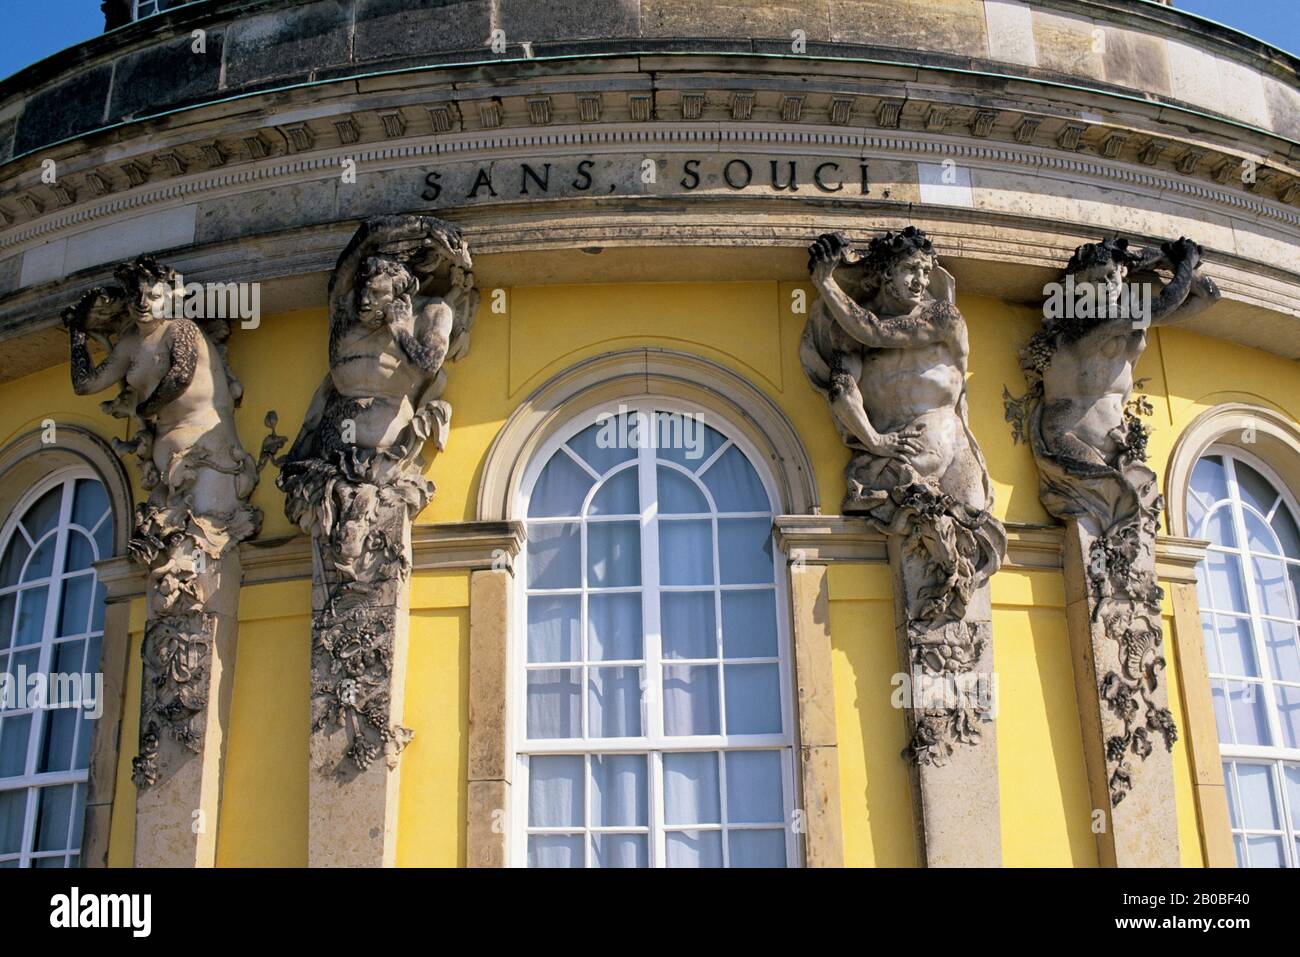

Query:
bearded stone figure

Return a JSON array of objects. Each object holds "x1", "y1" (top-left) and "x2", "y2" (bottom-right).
[
  {"x1": 62, "y1": 254, "x2": 262, "y2": 854},
  {"x1": 803, "y1": 227, "x2": 1006, "y2": 863},
  {"x1": 1008, "y1": 236, "x2": 1218, "y2": 807},
  {"x1": 278, "y1": 215, "x2": 476, "y2": 796}
]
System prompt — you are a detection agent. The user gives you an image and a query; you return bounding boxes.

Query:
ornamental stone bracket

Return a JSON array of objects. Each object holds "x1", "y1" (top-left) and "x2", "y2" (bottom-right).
[
  {"x1": 277, "y1": 214, "x2": 477, "y2": 867},
  {"x1": 61, "y1": 256, "x2": 265, "y2": 867},
  {"x1": 800, "y1": 227, "x2": 1006, "y2": 866},
  {"x1": 1005, "y1": 235, "x2": 1222, "y2": 867}
]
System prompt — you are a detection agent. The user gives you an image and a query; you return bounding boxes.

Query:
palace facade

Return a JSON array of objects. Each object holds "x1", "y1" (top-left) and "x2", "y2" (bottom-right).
[{"x1": 0, "y1": 0, "x2": 1298, "y2": 868}]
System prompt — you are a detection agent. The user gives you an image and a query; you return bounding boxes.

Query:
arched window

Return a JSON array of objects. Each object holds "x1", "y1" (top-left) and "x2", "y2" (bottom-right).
[
  {"x1": 0, "y1": 471, "x2": 113, "y2": 868},
  {"x1": 514, "y1": 399, "x2": 797, "y2": 867},
  {"x1": 1188, "y1": 449, "x2": 1300, "y2": 867}
]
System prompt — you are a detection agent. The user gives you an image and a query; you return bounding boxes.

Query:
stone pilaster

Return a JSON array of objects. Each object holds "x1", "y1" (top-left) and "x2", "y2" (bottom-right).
[
  {"x1": 133, "y1": 553, "x2": 242, "y2": 868},
  {"x1": 785, "y1": 561, "x2": 845, "y2": 867},
  {"x1": 307, "y1": 509, "x2": 414, "y2": 867},
  {"x1": 889, "y1": 539, "x2": 1001, "y2": 867},
  {"x1": 1063, "y1": 523, "x2": 1179, "y2": 867}
]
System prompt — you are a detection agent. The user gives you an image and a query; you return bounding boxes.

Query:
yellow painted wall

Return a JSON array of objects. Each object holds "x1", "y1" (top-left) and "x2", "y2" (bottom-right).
[{"x1": 1, "y1": 280, "x2": 1296, "y2": 868}]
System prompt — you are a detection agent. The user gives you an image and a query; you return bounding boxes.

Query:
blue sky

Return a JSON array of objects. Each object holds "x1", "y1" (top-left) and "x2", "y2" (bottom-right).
[{"x1": 0, "y1": 0, "x2": 1298, "y2": 83}]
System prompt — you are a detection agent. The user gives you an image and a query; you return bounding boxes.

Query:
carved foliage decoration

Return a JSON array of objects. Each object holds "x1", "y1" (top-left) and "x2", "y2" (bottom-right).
[{"x1": 62, "y1": 255, "x2": 266, "y2": 788}]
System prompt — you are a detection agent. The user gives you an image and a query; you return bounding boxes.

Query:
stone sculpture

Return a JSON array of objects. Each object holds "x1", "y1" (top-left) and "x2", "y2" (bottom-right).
[
  {"x1": 1006, "y1": 235, "x2": 1219, "y2": 812},
  {"x1": 803, "y1": 228, "x2": 1006, "y2": 766},
  {"x1": 278, "y1": 214, "x2": 477, "y2": 781},
  {"x1": 63, "y1": 255, "x2": 262, "y2": 792}
]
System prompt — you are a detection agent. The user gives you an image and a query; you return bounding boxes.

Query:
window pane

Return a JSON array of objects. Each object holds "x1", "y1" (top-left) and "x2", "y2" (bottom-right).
[
  {"x1": 663, "y1": 665, "x2": 720, "y2": 735},
  {"x1": 1205, "y1": 508, "x2": 1236, "y2": 549},
  {"x1": 666, "y1": 829, "x2": 722, "y2": 867},
  {"x1": 1244, "y1": 511, "x2": 1281, "y2": 556},
  {"x1": 526, "y1": 523, "x2": 580, "y2": 589},
  {"x1": 724, "y1": 664, "x2": 782, "y2": 734},
  {"x1": 663, "y1": 752, "x2": 720, "y2": 825},
  {"x1": 1191, "y1": 455, "x2": 1228, "y2": 507},
  {"x1": 586, "y1": 522, "x2": 640, "y2": 588},
  {"x1": 725, "y1": 751, "x2": 784, "y2": 824},
  {"x1": 722, "y1": 590, "x2": 778, "y2": 658},
  {"x1": 38, "y1": 708, "x2": 77, "y2": 774},
  {"x1": 592, "y1": 833, "x2": 647, "y2": 868},
  {"x1": 58, "y1": 575, "x2": 93, "y2": 638},
  {"x1": 588, "y1": 469, "x2": 639, "y2": 515},
  {"x1": 657, "y1": 468, "x2": 708, "y2": 514},
  {"x1": 93, "y1": 521, "x2": 113, "y2": 564},
  {"x1": 660, "y1": 592, "x2": 715, "y2": 660},
  {"x1": 528, "y1": 755, "x2": 583, "y2": 827},
  {"x1": 1235, "y1": 462, "x2": 1280, "y2": 519},
  {"x1": 1211, "y1": 682, "x2": 1231, "y2": 744},
  {"x1": 590, "y1": 754, "x2": 646, "y2": 827},
  {"x1": 1227, "y1": 682, "x2": 1271, "y2": 746},
  {"x1": 0, "y1": 713, "x2": 31, "y2": 776},
  {"x1": 655, "y1": 415, "x2": 725, "y2": 471},
  {"x1": 566, "y1": 421, "x2": 636, "y2": 476},
  {"x1": 71, "y1": 481, "x2": 108, "y2": 532},
  {"x1": 528, "y1": 596, "x2": 580, "y2": 663},
  {"x1": 1252, "y1": 557, "x2": 1296, "y2": 619},
  {"x1": 717, "y1": 519, "x2": 774, "y2": 585},
  {"x1": 22, "y1": 539, "x2": 55, "y2": 582},
  {"x1": 701, "y1": 446, "x2": 768, "y2": 512},
  {"x1": 1234, "y1": 763, "x2": 1280, "y2": 830},
  {"x1": 1284, "y1": 764, "x2": 1300, "y2": 830},
  {"x1": 34, "y1": 784, "x2": 73, "y2": 852},
  {"x1": 528, "y1": 834, "x2": 583, "y2": 867},
  {"x1": 1214, "y1": 615, "x2": 1257, "y2": 677},
  {"x1": 0, "y1": 537, "x2": 29, "y2": 588},
  {"x1": 1245, "y1": 835, "x2": 1285, "y2": 868},
  {"x1": 528, "y1": 451, "x2": 594, "y2": 518},
  {"x1": 658, "y1": 520, "x2": 713, "y2": 585},
  {"x1": 21, "y1": 488, "x2": 62, "y2": 543},
  {"x1": 0, "y1": 594, "x2": 14, "y2": 652},
  {"x1": 0, "y1": 789, "x2": 24, "y2": 854},
  {"x1": 588, "y1": 593, "x2": 642, "y2": 662},
  {"x1": 14, "y1": 587, "x2": 47, "y2": 647},
  {"x1": 526, "y1": 669, "x2": 581, "y2": 739},
  {"x1": 1264, "y1": 619, "x2": 1300, "y2": 683},
  {"x1": 64, "y1": 533, "x2": 96, "y2": 575},
  {"x1": 1205, "y1": 550, "x2": 1248, "y2": 612},
  {"x1": 587, "y1": 667, "x2": 642, "y2": 738},
  {"x1": 1275, "y1": 685, "x2": 1300, "y2": 750},
  {"x1": 54, "y1": 638, "x2": 86, "y2": 678},
  {"x1": 75, "y1": 711, "x2": 95, "y2": 771},
  {"x1": 728, "y1": 829, "x2": 786, "y2": 867},
  {"x1": 1272, "y1": 505, "x2": 1300, "y2": 558}
]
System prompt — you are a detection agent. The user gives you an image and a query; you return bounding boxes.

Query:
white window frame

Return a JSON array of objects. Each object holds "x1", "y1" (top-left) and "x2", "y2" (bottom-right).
[
  {"x1": 510, "y1": 396, "x2": 801, "y2": 867},
  {"x1": 131, "y1": 0, "x2": 161, "y2": 19},
  {"x1": 1193, "y1": 445, "x2": 1300, "y2": 866},
  {"x1": 0, "y1": 466, "x2": 109, "y2": 868}
]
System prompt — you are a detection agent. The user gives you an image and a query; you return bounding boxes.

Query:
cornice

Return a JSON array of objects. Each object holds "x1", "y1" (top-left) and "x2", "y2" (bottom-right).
[
  {"x1": 2, "y1": 111, "x2": 1297, "y2": 259},
  {"x1": 96, "y1": 519, "x2": 527, "y2": 601}
]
